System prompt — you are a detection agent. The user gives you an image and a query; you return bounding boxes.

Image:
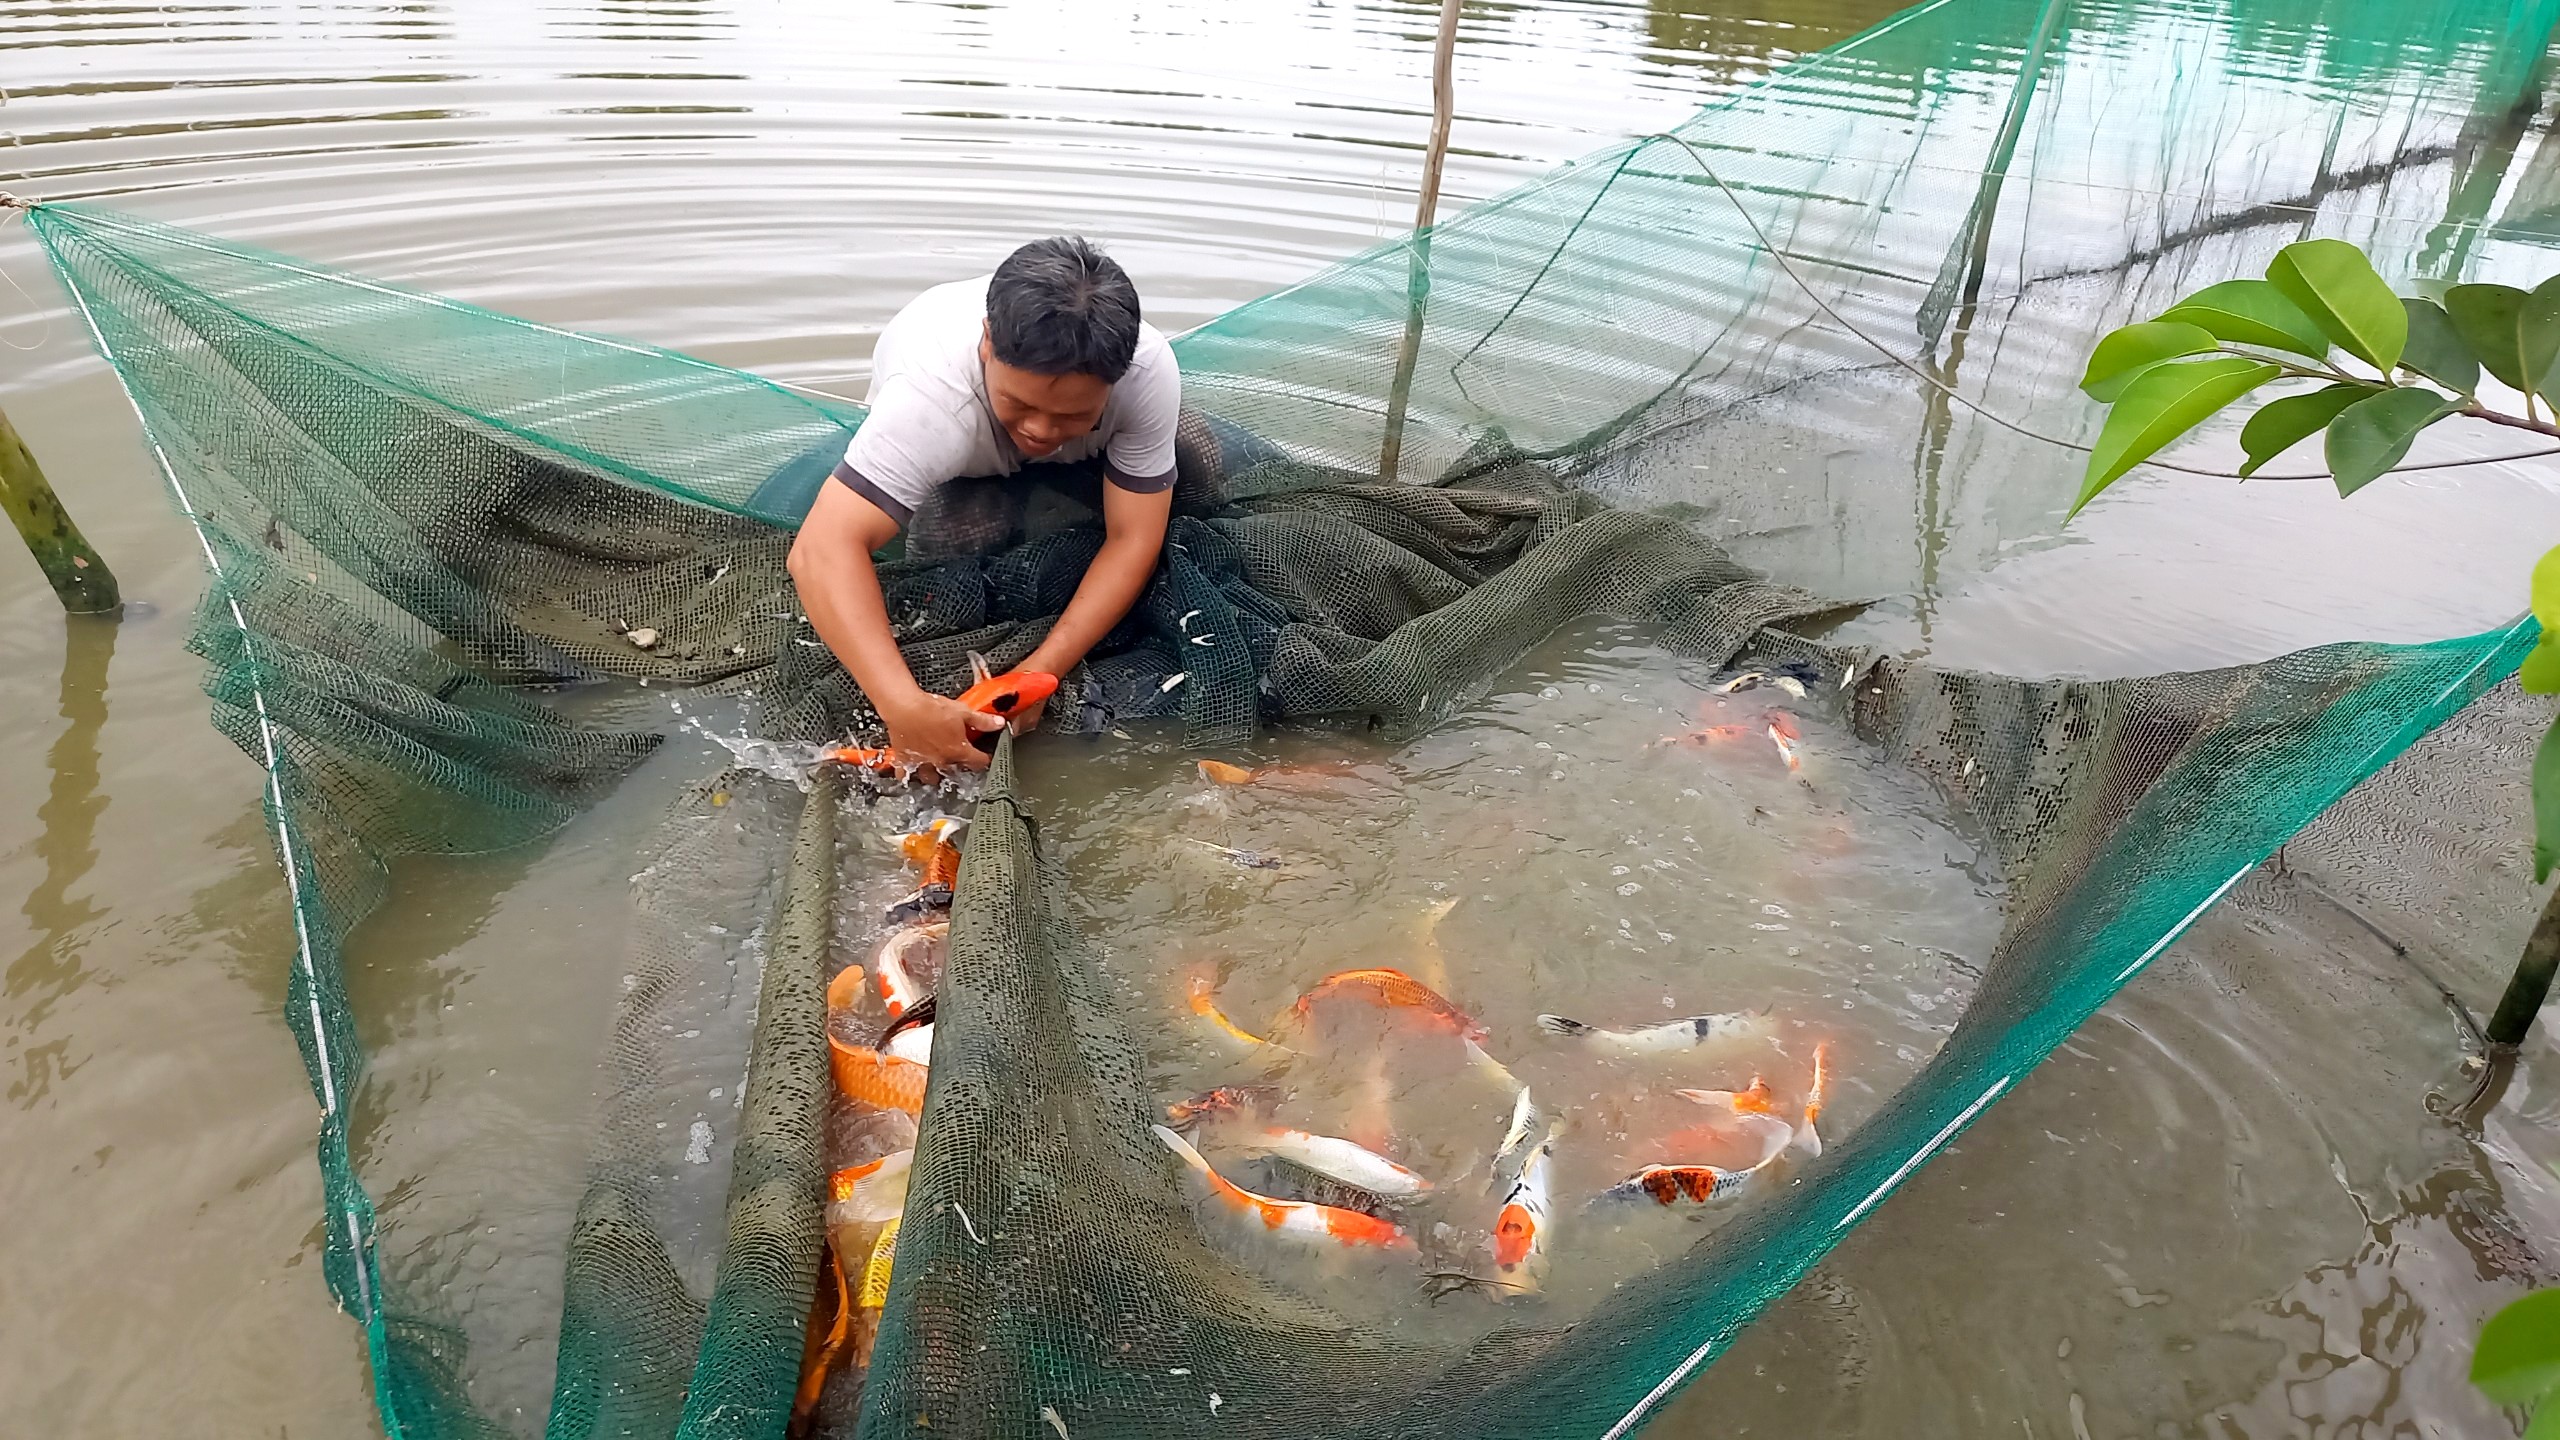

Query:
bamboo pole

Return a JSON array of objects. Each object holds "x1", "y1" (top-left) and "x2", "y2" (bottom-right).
[
  {"x1": 1377, "y1": 0, "x2": 1464, "y2": 483},
  {"x1": 1, "y1": 404, "x2": 120, "y2": 614}
]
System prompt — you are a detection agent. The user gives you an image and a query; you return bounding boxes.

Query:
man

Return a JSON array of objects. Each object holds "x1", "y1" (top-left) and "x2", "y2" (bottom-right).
[{"x1": 788, "y1": 236, "x2": 1180, "y2": 772}]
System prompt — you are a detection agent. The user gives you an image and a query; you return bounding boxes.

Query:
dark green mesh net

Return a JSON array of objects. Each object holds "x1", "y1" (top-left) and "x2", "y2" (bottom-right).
[{"x1": 21, "y1": 0, "x2": 2558, "y2": 1433}]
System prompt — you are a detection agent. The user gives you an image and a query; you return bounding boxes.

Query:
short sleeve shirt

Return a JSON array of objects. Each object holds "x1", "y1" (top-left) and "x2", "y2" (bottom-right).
[{"x1": 832, "y1": 275, "x2": 1181, "y2": 526}]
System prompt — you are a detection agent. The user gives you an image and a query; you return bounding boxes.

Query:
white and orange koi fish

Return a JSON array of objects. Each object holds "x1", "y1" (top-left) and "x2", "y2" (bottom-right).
[
  {"x1": 874, "y1": 922, "x2": 945, "y2": 1022},
  {"x1": 1487, "y1": 1135, "x2": 1556, "y2": 1295},
  {"x1": 1152, "y1": 1124, "x2": 1414, "y2": 1251}
]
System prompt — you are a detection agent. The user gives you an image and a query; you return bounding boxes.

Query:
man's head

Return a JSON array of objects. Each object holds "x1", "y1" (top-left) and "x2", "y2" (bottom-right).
[{"x1": 979, "y1": 236, "x2": 1141, "y2": 459}]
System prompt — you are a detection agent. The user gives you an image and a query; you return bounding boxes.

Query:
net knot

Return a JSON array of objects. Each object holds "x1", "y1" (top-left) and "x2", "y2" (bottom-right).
[{"x1": 0, "y1": 192, "x2": 32, "y2": 212}]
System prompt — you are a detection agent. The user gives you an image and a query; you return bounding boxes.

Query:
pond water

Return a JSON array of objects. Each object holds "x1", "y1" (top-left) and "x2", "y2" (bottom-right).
[{"x1": 9, "y1": 0, "x2": 2560, "y2": 1436}]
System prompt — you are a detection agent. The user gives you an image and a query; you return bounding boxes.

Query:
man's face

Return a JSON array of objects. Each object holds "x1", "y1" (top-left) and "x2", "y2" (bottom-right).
[{"x1": 980, "y1": 330, "x2": 1111, "y2": 459}]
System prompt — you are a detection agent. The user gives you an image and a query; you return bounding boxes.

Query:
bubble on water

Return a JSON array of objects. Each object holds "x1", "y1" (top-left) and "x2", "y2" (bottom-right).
[
  {"x1": 1536, "y1": 741, "x2": 1553, "y2": 750},
  {"x1": 1750, "y1": 922, "x2": 1788, "y2": 932},
  {"x1": 1786, "y1": 946, "x2": 1802, "y2": 956},
  {"x1": 1617, "y1": 882, "x2": 1641, "y2": 896},
  {"x1": 1859, "y1": 944, "x2": 1874, "y2": 953},
  {"x1": 1761, "y1": 903, "x2": 1791, "y2": 917},
  {"x1": 684, "y1": 1120, "x2": 714, "y2": 1165},
  {"x1": 1611, "y1": 865, "x2": 1631, "y2": 876},
  {"x1": 1587, "y1": 683, "x2": 1602, "y2": 694},
  {"x1": 1540, "y1": 687, "x2": 1560, "y2": 699},
  {"x1": 1657, "y1": 931, "x2": 1676, "y2": 943}
]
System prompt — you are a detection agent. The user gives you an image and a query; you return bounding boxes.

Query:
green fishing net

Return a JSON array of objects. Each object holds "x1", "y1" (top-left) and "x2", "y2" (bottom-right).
[{"x1": 22, "y1": 0, "x2": 2560, "y2": 1433}]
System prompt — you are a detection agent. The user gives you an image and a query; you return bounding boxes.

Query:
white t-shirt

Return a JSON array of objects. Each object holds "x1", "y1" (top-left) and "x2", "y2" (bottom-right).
[{"x1": 831, "y1": 275, "x2": 1182, "y2": 526}]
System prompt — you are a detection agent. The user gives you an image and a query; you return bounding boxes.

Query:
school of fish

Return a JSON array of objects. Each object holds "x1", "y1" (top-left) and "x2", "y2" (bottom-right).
[{"x1": 801, "y1": 658, "x2": 1840, "y2": 1422}]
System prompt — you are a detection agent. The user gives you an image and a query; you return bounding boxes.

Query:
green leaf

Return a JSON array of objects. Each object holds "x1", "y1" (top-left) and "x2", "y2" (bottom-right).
[
  {"x1": 2237, "y1": 383, "x2": 2381, "y2": 477},
  {"x1": 2445, "y1": 280, "x2": 2560, "y2": 401},
  {"x1": 2479, "y1": 1289, "x2": 2560, "y2": 1406},
  {"x1": 2267, "y1": 239, "x2": 2407, "y2": 373},
  {"x1": 2531, "y1": 1397, "x2": 2560, "y2": 1440},
  {"x1": 2532, "y1": 544, "x2": 2560, "y2": 634},
  {"x1": 2071, "y1": 358, "x2": 2280, "y2": 516},
  {"x1": 2399, "y1": 297, "x2": 2479, "y2": 394},
  {"x1": 2520, "y1": 639, "x2": 2560, "y2": 696},
  {"x1": 2539, "y1": 720, "x2": 2560, "y2": 885},
  {"x1": 2159, "y1": 280, "x2": 2331, "y2": 358},
  {"x1": 2081, "y1": 321, "x2": 2221, "y2": 401},
  {"x1": 2324, "y1": 386, "x2": 2460, "y2": 497}
]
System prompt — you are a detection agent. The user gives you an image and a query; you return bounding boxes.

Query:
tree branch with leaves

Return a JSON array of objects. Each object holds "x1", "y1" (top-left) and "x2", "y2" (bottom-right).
[
  {"x1": 2075, "y1": 238, "x2": 2560, "y2": 1440},
  {"x1": 2076, "y1": 240, "x2": 2560, "y2": 1055}
]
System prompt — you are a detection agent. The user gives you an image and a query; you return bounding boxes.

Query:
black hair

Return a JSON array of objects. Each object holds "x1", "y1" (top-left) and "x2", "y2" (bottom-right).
[{"x1": 985, "y1": 236, "x2": 1141, "y2": 383}]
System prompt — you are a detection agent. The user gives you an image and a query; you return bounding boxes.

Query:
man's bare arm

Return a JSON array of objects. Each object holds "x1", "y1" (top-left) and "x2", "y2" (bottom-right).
[
  {"x1": 1020, "y1": 480, "x2": 1173, "y2": 690},
  {"x1": 788, "y1": 480, "x2": 1001, "y2": 770}
]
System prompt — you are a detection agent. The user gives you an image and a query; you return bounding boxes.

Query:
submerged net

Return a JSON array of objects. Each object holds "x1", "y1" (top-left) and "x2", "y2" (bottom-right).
[{"x1": 22, "y1": 0, "x2": 2560, "y2": 1433}]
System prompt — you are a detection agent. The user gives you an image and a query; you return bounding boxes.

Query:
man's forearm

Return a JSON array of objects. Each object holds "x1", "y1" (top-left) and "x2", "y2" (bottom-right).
[{"x1": 796, "y1": 542, "x2": 923, "y2": 706}]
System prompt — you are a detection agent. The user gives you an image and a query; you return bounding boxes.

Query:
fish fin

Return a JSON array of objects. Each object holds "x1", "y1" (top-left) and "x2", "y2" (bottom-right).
[
  {"x1": 967, "y1": 650, "x2": 994, "y2": 686},
  {"x1": 1486, "y1": 1088, "x2": 1546, "y2": 1195},
  {"x1": 1536, "y1": 1013, "x2": 1594, "y2": 1038}
]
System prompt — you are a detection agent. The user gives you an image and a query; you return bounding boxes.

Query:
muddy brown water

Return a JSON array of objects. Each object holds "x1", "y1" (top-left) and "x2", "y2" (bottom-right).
[{"x1": 8, "y1": 0, "x2": 2560, "y2": 1435}]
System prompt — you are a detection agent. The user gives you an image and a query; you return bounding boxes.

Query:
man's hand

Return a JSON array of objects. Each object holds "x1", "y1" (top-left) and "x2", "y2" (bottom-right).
[{"x1": 877, "y1": 687, "x2": 1008, "y2": 773}]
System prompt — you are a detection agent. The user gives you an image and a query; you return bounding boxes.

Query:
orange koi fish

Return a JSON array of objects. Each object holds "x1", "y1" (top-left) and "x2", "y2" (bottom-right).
[
  {"x1": 829, "y1": 1040, "x2": 928, "y2": 1116},
  {"x1": 826, "y1": 964, "x2": 867, "y2": 1020},
  {"x1": 1195, "y1": 758, "x2": 1385, "y2": 791},
  {"x1": 826, "y1": 744, "x2": 909, "y2": 773},
  {"x1": 1152, "y1": 1125, "x2": 1414, "y2": 1251},
  {"x1": 953, "y1": 652, "x2": 1059, "y2": 750},
  {"x1": 1284, "y1": 967, "x2": 1488, "y2": 1045}
]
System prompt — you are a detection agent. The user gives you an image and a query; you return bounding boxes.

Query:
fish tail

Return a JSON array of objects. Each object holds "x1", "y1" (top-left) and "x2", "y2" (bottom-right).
[
  {"x1": 1487, "y1": 1086, "x2": 1544, "y2": 1194},
  {"x1": 1535, "y1": 1013, "x2": 1596, "y2": 1039},
  {"x1": 1794, "y1": 1043, "x2": 1830, "y2": 1158},
  {"x1": 1153, "y1": 1124, "x2": 1250, "y2": 1209},
  {"x1": 1187, "y1": 975, "x2": 1273, "y2": 1050}
]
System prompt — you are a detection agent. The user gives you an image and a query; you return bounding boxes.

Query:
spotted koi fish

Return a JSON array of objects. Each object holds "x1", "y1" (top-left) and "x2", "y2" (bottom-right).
[
  {"x1": 1598, "y1": 1046, "x2": 1829, "y2": 1208},
  {"x1": 1152, "y1": 1124, "x2": 1414, "y2": 1250},
  {"x1": 1534, "y1": 1010, "x2": 1776, "y2": 1055}
]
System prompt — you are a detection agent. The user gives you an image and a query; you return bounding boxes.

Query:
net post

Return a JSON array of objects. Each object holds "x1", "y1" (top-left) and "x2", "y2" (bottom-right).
[
  {"x1": 0, "y1": 403, "x2": 122, "y2": 615},
  {"x1": 2484, "y1": 882, "x2": 2560, "y2": 1049},
  {"x1": 1378, "y1": 0, "x2": 1462, "y2": 483}
]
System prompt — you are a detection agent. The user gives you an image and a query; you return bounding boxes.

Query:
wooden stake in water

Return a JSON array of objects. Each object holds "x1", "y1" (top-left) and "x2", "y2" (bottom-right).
[
  {"x1": 1, "y1": 405, "x2": 120, "y2": 615},
  {"x1": 1378, "y1": 0, "x2": 1463, "y2": 483}
]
